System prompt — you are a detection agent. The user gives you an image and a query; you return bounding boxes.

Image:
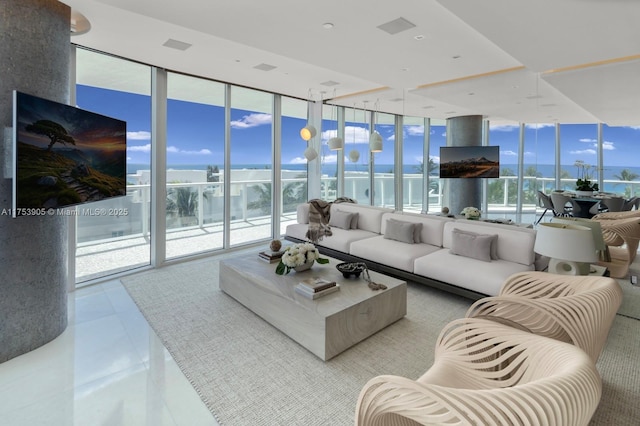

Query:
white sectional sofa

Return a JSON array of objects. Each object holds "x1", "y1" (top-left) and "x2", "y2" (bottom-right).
[{"x1": 285, "y1": 203, "x2": 538, "y2": 299}]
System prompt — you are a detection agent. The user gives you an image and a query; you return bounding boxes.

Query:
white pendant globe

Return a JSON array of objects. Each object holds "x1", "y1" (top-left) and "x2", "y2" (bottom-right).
[
  {"x1": 304, "y1": 146, "x2": 318, "y2": 161},
  {"x1": 348, "y1": 149, "x2": 360, "y2": 162},
  {"x1": 328, "y1": 137, "x2": 344, "y2": 150}
]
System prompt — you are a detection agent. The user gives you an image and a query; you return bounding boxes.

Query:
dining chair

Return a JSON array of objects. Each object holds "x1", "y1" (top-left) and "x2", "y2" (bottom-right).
[
  {"x1": 622, "y1": 196, "x2": 638, "y2": 211},
  {"x1": 550, "y1": 192, "x2": 577, "y2": 217},
  {"x1": 600, "y1": 197, "x2": 625, "y2": 212},
  {"x1": 535, "y1": 190, "x2": 558, "y2": 224}
]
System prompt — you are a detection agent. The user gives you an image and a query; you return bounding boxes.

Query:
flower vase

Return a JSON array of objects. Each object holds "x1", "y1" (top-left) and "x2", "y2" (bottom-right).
[
  {"x1": 575, "y1": 190, "x2": 595, "y2": 197},
  {"x1": 294, "y1": 259, "x2": 314, "y2": 272}
]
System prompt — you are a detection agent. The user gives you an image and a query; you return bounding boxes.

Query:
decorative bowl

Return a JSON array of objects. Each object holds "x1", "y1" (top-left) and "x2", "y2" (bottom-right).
[{"x1": 336, "y1": 262, "x2": 366, "y2": 279}]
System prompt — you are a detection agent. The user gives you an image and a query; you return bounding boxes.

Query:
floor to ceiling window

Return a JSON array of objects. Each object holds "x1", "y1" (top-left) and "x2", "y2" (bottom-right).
[
  {"x1": 402, "y1": 116, "x2": 426, "y2": 213},
  {"x1": 229, "y1": 86, "x2": 274, "y2": 246},
  {"x1": 75, "y1": 48, "x2": 152, "y2": 283},
  {"x1": 280, "y1": 97, "x2": 308, "y2": 235},
  {"x1": 320, "y1": 104, "x2": 339, "y2": 200},
  {"x1": 602, "y1": 124, "x2": 640, "y2": 197},
  {"x1": 426, "y1": 119, "x2": 446, "y2": 213},
  {"x1": 165, "y1": 72, "x2": 226, "y2": 259},
  {"x1": 486, "y1": 122, "x2": 520, "y2": 216},
  {"x1": 343, "y1": 106, "x2": 369, "y2": 203},
  {"x1": 372, "y1": 112, "x2": 395, "y2": 208},
  {"x1": 559, "y1": 124, "x2": 598, "y2": 192}
]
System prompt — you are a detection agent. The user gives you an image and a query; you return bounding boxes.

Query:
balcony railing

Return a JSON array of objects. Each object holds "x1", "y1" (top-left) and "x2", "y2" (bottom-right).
[{"x1": 75, "y1": 173, "x2": 640, "y2": 282}]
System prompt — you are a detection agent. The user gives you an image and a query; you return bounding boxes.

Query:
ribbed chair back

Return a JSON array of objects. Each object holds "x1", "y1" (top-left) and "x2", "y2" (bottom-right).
[
  {"x1": 356, "y1": 318, "x2": 602, "y2": 426},
  {"x1": 466, "y1": 271, "x2": 622, "y2": 362}
]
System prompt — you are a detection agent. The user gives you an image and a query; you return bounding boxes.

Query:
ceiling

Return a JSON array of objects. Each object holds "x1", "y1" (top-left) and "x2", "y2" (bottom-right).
[{"x1": 61, "y1": 0, "x2": 640, "y2": 126}]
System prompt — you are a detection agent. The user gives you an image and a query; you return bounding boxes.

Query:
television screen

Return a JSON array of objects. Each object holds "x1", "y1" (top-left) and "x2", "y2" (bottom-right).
[
  {"x1": 439, "y1": 146, "x2": 500, "y2": 178},
  {"x1": 12, "y1": 91, "x2": 127, "y2": 216}
]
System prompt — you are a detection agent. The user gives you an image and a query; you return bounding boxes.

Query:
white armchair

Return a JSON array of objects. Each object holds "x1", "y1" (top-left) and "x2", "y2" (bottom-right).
[
  {"x1": 466, "y1": 271, "x2": 622, "y2": 362},
  {"x1": 355, "y1": 318, "x2": 602, "y2": 426}
]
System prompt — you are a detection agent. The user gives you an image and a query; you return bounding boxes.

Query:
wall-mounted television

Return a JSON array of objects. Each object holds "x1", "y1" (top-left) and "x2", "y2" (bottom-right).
[
  {"x1": 439, "y1": 146, "x2": 500, "y2": 178},
  {"x1": 12, "y1": 91, "x2": 127, "y2": 217}
]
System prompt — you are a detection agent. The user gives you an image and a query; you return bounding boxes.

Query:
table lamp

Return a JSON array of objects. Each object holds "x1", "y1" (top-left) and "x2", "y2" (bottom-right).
[
  {"x1": 534, "y1": 223, "x2": 598, "y2": 275},
  {"x1": 551, "y1": 216, "x2": 610, "y2": 262}
]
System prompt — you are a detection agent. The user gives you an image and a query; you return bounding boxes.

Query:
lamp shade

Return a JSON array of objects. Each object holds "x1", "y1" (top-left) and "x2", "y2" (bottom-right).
[
  {"x1": 534, "y1": 223, "x2": 598, "y2": 275},
  {"x1": 369, "y1": 131, "x2": 383, "y2": 152},
  {"x1": 328, "y1": 137, "x2": 344, "y2": 151},
  {"x1": 303, "y1": 146, "x2": 317, "y2": 161},
  {"x1": 348, "y1": 149, "x2": 360, "y2": 162},
  {"x1": 300, "y1": 125, "x2": 317, "y2": 141}
]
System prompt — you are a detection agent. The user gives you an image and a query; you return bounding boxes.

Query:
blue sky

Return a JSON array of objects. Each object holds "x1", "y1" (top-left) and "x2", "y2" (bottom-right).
[{"x1": 76, "y1": 85, "x2": 640, "y2": 173}]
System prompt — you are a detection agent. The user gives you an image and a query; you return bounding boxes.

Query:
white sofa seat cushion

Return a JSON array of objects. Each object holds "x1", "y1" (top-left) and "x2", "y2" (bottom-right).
[
  {"x1": 285, "y1": 223, "x2": 377, "y2": 253},
  {"x1": 413, "y1": 249, "x2": 534, "y2": 296},
  {"x1": 443, "y1": 221, "x2": 536, "y2": 267},
  {"x1": 350, "y1": 235, "x2": 441, "y2": 273}
]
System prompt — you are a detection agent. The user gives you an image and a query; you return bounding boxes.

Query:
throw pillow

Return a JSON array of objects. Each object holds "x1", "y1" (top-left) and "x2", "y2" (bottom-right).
[
  {"x1": 387, "y1": 218, "x2": 423, "y2": 243},
  {"x1": 450, "y1": 228, "x2": 497, "y2": 262},
  {"x1": 329, "y1": 209, "x2": 355, "y2": 230},
  {"x1": 349, "y1": 212, "x2": 359, "y2": 229},
  {"x1": 451, "y1": 228, "x2": 499, "y2": 260},
  {"x1": 384, "y1": 219, "x2": 419, "y2": 244}
]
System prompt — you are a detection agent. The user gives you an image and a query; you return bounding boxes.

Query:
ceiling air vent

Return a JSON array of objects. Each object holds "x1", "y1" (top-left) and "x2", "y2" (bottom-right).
[
  {"x1": 377, "y1": 17, "x2": 416, "y2": 35},
  {"x1": 254, "y1": 63, "x2": 277, "y2": 71},
  {"x1": 163, "y1": 39, "x2": 192, "y2": 51}
]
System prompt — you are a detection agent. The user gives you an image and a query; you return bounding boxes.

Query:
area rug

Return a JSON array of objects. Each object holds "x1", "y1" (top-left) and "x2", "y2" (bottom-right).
[{"x1": 122, "y1": 259, "x2": 640, "y2": 426}]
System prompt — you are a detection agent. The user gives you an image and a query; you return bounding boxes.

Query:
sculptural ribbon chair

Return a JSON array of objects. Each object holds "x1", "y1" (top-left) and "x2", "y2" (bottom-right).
[
  {"x1": 466, "y1": 271, "x2": 622, "y2": 363},
  {"x1": 591, "y1": 216, "x2": 640, "y2": 277},
  {"x1": 355, "y1": 318, "x2": 602, "y2": 426}
]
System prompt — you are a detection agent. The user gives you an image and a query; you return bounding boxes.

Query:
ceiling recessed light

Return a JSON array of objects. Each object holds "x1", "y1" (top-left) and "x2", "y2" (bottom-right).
[
  {"x1": 322, "y1": 22, "x2": 334, "y2": 29},
  {"x1": 452, "y1": 55, "x2": 461, "y2": 59},
  {"x1": 414, "y1": 35, "x2": 425, "y2": 40},
  {"x1": 401, "y1": 67, "x2": 410, "y2": 72}
]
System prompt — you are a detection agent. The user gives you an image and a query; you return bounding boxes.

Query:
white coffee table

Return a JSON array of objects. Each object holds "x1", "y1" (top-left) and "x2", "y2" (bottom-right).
[{"x1": 219, "y1": 254, "x2": 407, "y2": 361}]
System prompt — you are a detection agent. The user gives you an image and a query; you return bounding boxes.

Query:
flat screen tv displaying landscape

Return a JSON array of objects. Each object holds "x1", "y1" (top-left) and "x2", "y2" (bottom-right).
[
  {"x1": 12, "y1": 91, "x2": 127, "y2": 216},
  {"x1": 439, "y1": 146, "x2": 500, "y2": 178}
]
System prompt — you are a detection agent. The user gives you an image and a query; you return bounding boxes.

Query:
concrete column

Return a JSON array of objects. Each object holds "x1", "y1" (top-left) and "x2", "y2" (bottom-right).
[
  {"x1": 443, "y1": 115, "x2": 483, "y2": 216},
  {"x1": 0, "y1": 0, "x2": 70, "y2": 363}
]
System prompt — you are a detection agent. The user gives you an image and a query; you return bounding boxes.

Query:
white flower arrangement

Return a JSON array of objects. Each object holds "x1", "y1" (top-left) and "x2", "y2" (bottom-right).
[
  {"x1": 460, "y1": 206, "x2": 481, "y2": 220},
  {"x1": 275, "y1": 242, "x2": 329, "y2": 275}
]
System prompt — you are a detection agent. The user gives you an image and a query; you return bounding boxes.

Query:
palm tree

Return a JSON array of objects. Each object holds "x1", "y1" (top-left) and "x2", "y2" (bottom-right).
[{"x1": 613, "y1": 169, "x2": 639, "y2": 197}]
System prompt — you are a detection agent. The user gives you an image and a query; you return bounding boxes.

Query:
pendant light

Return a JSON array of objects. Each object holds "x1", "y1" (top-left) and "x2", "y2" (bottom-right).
[
  {"x1": 304, "y1": 145, "x2": 318, "y2": 161},
  {"x1": 300, "y1": 91, "x2": 317, "y2": 141},
  {"x1": 327, "y1": 103, "x2": 344, "y2": 151},
  {"x1": 348, "y1": 105, "x2": 360, "y2": 162},
  {"x1": 369, "y1": 99, "x2": 383, "y2": 153}
]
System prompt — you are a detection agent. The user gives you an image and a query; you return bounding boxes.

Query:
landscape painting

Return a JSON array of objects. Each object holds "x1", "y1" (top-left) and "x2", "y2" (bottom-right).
[
  {"x1": 439, "y1": 146, "x2": 500, "y2": 178},
  {"x1": 13, "y1": 91, "x2": 127, "y2": 212}
]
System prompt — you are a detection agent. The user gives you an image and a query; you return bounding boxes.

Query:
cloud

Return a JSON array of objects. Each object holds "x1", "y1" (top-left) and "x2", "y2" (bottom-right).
[
  {"x1": 602, "y1": 141, "x2": 615, "y2": 150},
  {"x1": 525, "y1": 123, "x2": 555, "y2": 129},
  {"x1": 491, "y1": 124, "x2": 519, "y2": 132},
  {"x1": 569, "y1": 149, "x2": 597, "y2": 155},
  {"x1": 289, "y1": 156, "x2": 309, "y2": 164},
  {"x1": 501, "y1": 150, "x2": 518, "y2": 156},
  {"x1": 230, "y1": 113, "x2": 272, "y2": 129},
  {"x1": 579, "y1": 138, "x2": 596, "y2": 143},
  {"x1": 405, "y1": 125, "x2": 424, "y2": 136},
  {"x1": 127, "y1": 131, "x2": 151, "y2": 140},
  {"x1": 128, "y1": 143, "x2": 151, "y2": 152},
  {"x1": 167, "y1": 146, "x2": 213, "y2": 155}
]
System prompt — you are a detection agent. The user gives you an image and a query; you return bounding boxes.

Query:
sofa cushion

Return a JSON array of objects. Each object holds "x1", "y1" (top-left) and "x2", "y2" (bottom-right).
[
  {"x1": 450, "y1": 228, "x2": 499, "y2": 261},
  {"x1": 414, "y1": 249, "x2": 534, "y2": 296},
  {"x1": 450, "y1": 228, "x2": 496, "y2": 262},
  {"x1": 285, "y1": 223, "x2": 378, "y2": 253},
  {"x1": 384, "y1": 219, "x2": 422, "y2": 244},
  {"x1": 350, "y1": 235, "x2": 442, "y2": 273},
  {"x1": 329, "y1": 210, "x2": 356, "y2": 230}
]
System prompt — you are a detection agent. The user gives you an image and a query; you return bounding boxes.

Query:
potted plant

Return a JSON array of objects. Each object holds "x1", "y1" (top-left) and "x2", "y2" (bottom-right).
[{"x1": 575, "y1": 160, "x2": 599, "y2": 196}]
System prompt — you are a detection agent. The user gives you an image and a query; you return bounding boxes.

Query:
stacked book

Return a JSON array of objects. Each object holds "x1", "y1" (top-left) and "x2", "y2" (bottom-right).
[
  {"x1": 258, "y1": 250, "x2": 284, "y2": 263},
  {"x1": 295, "y1": 277, "x2": 340, "y2": 299}
]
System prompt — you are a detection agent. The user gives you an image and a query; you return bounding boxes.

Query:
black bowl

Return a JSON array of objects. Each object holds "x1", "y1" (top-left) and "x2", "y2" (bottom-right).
[{"x1": 336, "y1": 262, "x2": 365, "y2": 279}]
